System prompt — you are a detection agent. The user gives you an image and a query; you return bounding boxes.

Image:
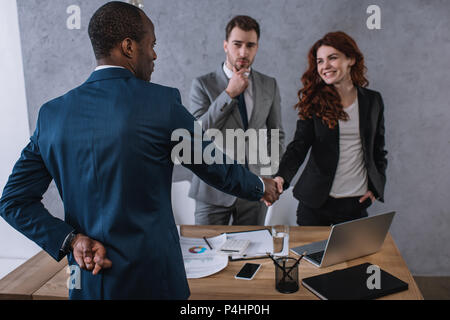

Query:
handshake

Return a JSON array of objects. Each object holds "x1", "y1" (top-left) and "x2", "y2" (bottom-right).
[{"x1": 261, "y1": 176, "x2": 285, "y2": 207}]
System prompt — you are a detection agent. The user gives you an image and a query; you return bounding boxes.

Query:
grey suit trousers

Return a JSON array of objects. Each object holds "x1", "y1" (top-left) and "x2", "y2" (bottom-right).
[{"x1": 195, "y1": 198, "x2": 268, "y2": 226}]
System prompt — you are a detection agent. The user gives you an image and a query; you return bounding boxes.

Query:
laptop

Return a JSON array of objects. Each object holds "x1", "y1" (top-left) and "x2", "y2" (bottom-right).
[{"x1": 291, "y1": 211, "x2": 395, "y2": 268}]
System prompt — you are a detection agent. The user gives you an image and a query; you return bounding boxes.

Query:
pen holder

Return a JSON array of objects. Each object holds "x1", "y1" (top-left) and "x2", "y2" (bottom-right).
[{"x1": 274, "y1": 257, "x2": 299, "y2": 294}]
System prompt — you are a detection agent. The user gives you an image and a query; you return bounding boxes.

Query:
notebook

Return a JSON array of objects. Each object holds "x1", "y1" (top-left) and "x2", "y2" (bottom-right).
[{"x1": 302, "y1": 263, "x2": 409, "y2": 300}]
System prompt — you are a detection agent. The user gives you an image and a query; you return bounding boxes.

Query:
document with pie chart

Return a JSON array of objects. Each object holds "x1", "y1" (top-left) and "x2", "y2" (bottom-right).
[{"x1": 180, "y1": 234, "x2": 228, "y2": 279}]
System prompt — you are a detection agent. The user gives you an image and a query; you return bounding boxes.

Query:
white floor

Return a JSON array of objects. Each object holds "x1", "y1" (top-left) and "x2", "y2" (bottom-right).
[{"x1": 0, "y1": 258, "x2": 26, "y2": 280}]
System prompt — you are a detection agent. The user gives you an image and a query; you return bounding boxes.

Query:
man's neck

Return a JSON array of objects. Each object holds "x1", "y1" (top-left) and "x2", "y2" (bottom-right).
[
  {"x1": 96, "y1": 58, "x2": 131, "y2": 70},
  {"x1": 224, "y1": 60, "x2": 234, "y2": 72}
]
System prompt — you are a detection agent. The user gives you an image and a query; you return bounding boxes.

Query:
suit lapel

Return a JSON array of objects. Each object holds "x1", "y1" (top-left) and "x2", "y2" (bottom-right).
[
  {"x1": 248, "y1": 71, "x2": 259, "y2": 129},
  {"x1": 357, "y1": 86, "x2": 370, "y2": 149},
  {"x1": 215, "y1": 64, "x2": 230, "y2": 90},
  {"x1": 248, "y1": 71, "x2": 270, "y2": 129}
]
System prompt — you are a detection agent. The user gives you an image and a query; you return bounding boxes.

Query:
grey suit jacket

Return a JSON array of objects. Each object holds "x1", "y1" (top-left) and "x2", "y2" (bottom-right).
[{"x1": 188, "y1": 64, "x2": 285, "y2": 206}]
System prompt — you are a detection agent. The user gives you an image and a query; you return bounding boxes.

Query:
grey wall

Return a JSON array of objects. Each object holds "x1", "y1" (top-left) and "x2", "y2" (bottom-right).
[{"x1": 16, "y1": 0, "x2": 450, "y2": 276}]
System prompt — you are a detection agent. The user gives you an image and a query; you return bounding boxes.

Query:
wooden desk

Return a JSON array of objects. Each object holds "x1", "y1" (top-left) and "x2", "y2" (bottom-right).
[{"x1": 0, "y1": 226, "x2": 423, "y2": 300}]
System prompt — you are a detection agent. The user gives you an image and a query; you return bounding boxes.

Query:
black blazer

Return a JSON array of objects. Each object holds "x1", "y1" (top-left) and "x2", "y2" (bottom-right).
[{"x1": 276, "y1": 86, "x2": 387, "y2": 209}]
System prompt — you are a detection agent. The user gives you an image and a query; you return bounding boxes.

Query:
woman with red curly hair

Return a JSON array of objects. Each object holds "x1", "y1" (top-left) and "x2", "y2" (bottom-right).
[{"x1": 274, "y1": 31, "x2": 387, "y2": 226}]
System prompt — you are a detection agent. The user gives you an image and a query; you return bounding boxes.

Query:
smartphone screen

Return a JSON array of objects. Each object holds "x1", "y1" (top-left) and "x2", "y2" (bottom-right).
[{"x1": 235, "y1": 263, "x2": 261, "y2": 280}]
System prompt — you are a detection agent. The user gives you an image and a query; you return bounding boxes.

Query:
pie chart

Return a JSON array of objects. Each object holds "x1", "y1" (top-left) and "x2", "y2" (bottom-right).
[{"x1": 189, "y1": 246, "x2": 207, "y2": 254}]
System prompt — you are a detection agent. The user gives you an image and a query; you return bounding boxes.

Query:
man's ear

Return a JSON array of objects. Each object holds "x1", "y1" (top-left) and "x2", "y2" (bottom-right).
[
  {"x1": 223, "y1": 40, "x2": 228, "y2": 53},
  {"x1": 121, "y1": 38, "x2": 135, "y2": 59}
]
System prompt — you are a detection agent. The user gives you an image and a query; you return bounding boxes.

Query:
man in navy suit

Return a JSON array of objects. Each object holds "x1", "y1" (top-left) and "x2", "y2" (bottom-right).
[{"x1": 0, "y1": 2, "x2": 279, "y2": 299}]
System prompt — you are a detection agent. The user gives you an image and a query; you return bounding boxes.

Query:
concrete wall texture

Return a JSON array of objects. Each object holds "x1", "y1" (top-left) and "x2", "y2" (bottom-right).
[{"x1": 12, "y1": 0, "x2": 450, "y2": 276}]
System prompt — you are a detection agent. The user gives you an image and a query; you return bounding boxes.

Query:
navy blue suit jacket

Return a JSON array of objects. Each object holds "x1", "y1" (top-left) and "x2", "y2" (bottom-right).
[{"x1": 0, "y1": 68, "x2": 264, "y2": 299}]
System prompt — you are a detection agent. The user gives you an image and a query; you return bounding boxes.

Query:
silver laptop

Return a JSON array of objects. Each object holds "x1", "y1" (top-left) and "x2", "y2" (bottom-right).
[{"x1": 290, "y1": 212, "x2": 395, "y2": 268}]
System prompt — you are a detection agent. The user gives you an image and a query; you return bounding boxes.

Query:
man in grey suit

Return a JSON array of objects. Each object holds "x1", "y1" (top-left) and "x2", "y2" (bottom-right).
[{"x1": 188, "y1": 15, "x2": 285, "y2": 225}]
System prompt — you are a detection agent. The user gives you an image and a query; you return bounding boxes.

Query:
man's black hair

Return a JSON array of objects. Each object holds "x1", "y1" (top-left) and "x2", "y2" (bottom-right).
[{"x1": 88, "y1": 1, "x2": 147, "y2": 59}]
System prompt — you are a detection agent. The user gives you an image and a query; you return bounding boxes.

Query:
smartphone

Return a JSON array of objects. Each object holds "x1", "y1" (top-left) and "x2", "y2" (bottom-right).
[{"x1": 235, "y1": 263, "x2": 261, "y2": 280}]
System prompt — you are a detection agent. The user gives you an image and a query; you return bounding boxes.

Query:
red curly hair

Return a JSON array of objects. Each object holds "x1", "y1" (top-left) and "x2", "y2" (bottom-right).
[{"x1": 295, "y1": 31, "x2": 369, "y2": 128}]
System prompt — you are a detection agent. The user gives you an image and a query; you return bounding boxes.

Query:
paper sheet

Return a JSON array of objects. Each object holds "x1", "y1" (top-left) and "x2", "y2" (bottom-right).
[
  {"x1": 225, "y1": 229, "x2": 285, "y2": 260},
  {"x1": 180, "y1": 233, "x2": 228, "y2": 279}
]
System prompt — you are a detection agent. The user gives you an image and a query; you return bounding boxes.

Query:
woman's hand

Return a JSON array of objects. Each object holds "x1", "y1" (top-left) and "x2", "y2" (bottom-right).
[
  {"x1": 359, "y1": 190, "x2": 376, "y2": 204},
  {"x1": 273, "y1": 176, "x2": 285, "y2": 194}
]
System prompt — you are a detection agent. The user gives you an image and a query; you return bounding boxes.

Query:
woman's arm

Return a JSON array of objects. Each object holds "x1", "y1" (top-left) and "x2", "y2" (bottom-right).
[{"x1": 274, "y1": 117, "x2": 315, "y2": 190}]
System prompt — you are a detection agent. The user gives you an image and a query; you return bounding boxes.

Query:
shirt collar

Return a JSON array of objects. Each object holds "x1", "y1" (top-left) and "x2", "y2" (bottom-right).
[
  {"x1": 94, "y1": 65, "x2": 126, "y2": 71},
  {"x1": 85, "y1": 67, "x2": 134, "y2": 84}
]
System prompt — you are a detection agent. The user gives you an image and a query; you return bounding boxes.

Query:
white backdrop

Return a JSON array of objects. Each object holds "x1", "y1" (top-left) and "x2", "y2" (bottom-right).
[{"x1": 0, "y1": 0, "x2": 41, "y2": 279}]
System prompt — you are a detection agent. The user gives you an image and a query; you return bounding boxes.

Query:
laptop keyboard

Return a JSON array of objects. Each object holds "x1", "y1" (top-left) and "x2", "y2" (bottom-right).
[{"x1": 306, "y1": 250, "x2": 325, "y2": 264}]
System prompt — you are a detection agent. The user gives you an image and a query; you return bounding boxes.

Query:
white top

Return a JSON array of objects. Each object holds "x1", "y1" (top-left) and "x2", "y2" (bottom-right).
[
  {"x1": 330, "y1": 97, "x2": 368, "y2": 198},
  {"x1": 223, "y1": 63, "x2": 254, "y2": 122}
]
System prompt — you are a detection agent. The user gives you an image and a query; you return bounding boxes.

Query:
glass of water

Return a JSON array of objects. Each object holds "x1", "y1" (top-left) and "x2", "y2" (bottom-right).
[{"x1": 272, "y1": 225, "x2": 289, "y2": 255}]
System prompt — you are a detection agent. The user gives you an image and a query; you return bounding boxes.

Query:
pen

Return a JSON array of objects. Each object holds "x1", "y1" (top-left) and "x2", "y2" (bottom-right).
[
  {"x1": 288, "y1": 251, "x2": 307, "y2": 273},
  {"x1": 266, "y1": 253, "x2": 294, "y2": 281},
  {"x1": 203, "y1": 236, "x2": 213, "y2": 250},
  {"x1": 266, "y1": 252, "x2": 282, "y2": 268},
  {"x1": 281, "y1": 251, "x2": 307, "y2": 283}
]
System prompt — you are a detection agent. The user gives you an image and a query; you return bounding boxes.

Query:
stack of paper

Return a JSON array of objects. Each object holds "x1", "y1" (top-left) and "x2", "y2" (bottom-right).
[
  {"x1": 226, "y1": 229, "x2": 275, "y2": 260},
  {"x1": 178, "y1": 228, "x2": 290, "y2": 278}
]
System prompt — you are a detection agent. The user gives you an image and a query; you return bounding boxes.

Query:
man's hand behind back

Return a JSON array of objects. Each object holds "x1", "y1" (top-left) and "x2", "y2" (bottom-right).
[{"x1": 71, "y1": 234, "x2": 112, "y2": 275}]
